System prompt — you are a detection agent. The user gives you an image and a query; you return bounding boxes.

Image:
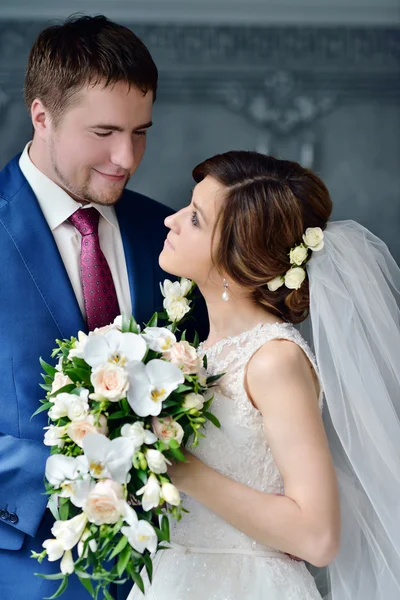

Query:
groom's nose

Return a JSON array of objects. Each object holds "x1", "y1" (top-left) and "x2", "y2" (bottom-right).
[{"x1": 110, "y1": 139, "x2": 136, "y2": 172}]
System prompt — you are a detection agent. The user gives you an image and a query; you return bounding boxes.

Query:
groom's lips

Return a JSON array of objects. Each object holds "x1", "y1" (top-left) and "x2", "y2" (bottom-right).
[{"x1": 93, "y1": 169, "x2": 126, "y2": 182}]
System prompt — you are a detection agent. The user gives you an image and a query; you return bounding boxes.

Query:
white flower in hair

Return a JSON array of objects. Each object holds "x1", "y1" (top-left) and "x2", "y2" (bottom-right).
[
  {"x1": 267, "y1": 275, "x2": 284, "y2": 292},
  {"x1": 289, "y1": 244, "x2": 308, "y2": 266},
  {"x1": 303, "y1": 227, "x2": 325, "y2": 251},
  {"x1": 284, "y1": 267, "x2": 306, "y2": 290}
]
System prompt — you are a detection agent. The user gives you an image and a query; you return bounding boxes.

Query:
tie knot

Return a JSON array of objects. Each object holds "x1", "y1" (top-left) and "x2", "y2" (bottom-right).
[{"x1": 69, "y1": 207, "x2": 100, "y2": 236}]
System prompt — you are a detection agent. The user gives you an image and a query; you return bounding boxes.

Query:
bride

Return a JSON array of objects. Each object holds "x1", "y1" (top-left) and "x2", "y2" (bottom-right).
[{"x1": 129, "y1": 151, "x2": 400, "y2": 599}]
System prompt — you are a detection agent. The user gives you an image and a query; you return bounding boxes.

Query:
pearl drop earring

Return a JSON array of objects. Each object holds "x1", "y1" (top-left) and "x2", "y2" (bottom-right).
[{"x1": 222, "y1": 279, "x2": 230, "y2": 302}]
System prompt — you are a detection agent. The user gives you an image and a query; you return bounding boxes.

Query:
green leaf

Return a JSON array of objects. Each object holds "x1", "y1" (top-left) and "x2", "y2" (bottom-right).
[
  {"x1": 129, "y1": 568, "x2": 145, "y2": 594},
  {"x1": 180, "y1": 330, "x2": 186, "y2": 341},
  {"x1": 107, "y1": 411, "x2": 129, "y2": 420},
  {"x1": 161, "y1": 515, "x2": 170, "y2": 542},
  {"x1": 64, "y1": 367, "x2": 90, "y2": 384},
  {"x1": 168, "y1": 439, "x2": 180, "y2": 450},
  {"x1": 146, "y1": 312, "x2": 158, "y2": 328},
  {"x1": 117, "y1": 544, "x2": 131, "y2": 578},
  {"x1": 204, "y1": 411, "x2": 221, "y2": 428},
  {"x1": 142, "y1": 553, "x2": 153, "y2": 583},
  {"x1": 35, "y1": 573, "x2": 65, "y2": 581},
  {"x1": 103, "y1": 589, "x2": 115, "y2": 600},
  {"x1": 168, "y1": 446, "x2": 186, "y2": 462},
  {"x1": 59, "y1": 502, "x2": 70, "y2": 521},
  {"x1": 192, "y1": 331, "x2": 199, "y2": 348},
  {"x1": 48, "y1": 384, "x2": 76, "y2": 398},
  {"x1": 40, "y1": 357, "x2": 58, "y2": 377},
  {"x1": 109, "y1": 535, "x2": 129, "y2": 560},
  {"x1": 137, "y1": 469, "x2": 148, "y2": 485},
  {"x1": 39, "y1": 383, "x2": 52, "y2": 392},
  {"x1": 31, "y1": 401, "x2": 53, "y2": 419},
  {"x1": 44, "y1": 576, "x2": 68, "y2": 599},
  {"x1": 78, "y1": 576, "x2": 94, "y2": 596},
  {"x1": 206, "y1": 374, "x2": 224, "y2": 384},
  {"x1": 174, "y1": 384, "x2": 193, "y2": 394}
]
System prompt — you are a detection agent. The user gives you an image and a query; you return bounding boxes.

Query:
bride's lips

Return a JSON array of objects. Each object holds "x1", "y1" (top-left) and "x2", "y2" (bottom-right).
[
  {"x1": 164, "y1": 237, "x2": 175, "y2": 250},
  {"x1": 93, "y1": 169, "x2": 126, "y2": 182}
]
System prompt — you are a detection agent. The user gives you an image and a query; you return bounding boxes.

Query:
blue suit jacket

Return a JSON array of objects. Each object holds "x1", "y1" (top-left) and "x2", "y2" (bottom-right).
[{"x1": 0, "y1": 155, "x2": 176, "y2": 599}]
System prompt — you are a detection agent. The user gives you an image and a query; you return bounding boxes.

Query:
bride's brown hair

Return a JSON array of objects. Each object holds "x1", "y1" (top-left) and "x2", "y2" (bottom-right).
[{"x1": 192, "y1": 151, "x2": 332, "y2": 324}]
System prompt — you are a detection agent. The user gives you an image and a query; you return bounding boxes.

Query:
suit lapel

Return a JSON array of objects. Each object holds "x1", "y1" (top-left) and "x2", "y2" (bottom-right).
[
  {"x1": 115, "y1": 195, "x2": 155, "y2": 326},
  {"x1": 0, "y1": 162, "x2": 85, "y2": 338}
]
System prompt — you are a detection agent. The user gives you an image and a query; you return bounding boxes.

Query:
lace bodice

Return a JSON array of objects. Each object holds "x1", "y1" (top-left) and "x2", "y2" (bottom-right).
[{"x1": 171, "y1": 322, "x2": 323, "y2": 554}]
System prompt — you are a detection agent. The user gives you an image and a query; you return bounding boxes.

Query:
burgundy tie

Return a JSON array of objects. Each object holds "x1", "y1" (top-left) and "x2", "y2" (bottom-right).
[{"x1": 69, "y1": 207, "x2": 120, "y2": 331}]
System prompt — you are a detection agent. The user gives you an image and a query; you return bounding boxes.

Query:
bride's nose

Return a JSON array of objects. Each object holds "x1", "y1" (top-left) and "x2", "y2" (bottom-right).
[{"x1": 165, "y1": 210, "x2": 181, "y2": 232}]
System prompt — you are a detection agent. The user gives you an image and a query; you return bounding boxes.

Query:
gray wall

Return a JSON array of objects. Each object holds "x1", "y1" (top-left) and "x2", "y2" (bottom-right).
[{"x1": 0, "y1": 20, "x2": 399, "y2": 261}]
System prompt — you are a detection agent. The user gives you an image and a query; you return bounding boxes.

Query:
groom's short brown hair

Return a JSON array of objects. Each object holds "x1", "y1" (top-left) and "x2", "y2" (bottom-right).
[{"x1": 24, "y1": 14, "x2": 158, "y2": 125}]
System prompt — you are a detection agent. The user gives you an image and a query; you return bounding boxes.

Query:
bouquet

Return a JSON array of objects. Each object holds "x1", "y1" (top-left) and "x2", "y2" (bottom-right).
[{"x1": 32, "y1": 278, "x2": 221, "y2": 599}]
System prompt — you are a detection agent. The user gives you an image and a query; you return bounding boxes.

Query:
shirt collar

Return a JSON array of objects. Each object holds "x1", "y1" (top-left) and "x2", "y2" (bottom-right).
[{"x1": 19, "y1": 142, "x2": 118, "y2": 231}]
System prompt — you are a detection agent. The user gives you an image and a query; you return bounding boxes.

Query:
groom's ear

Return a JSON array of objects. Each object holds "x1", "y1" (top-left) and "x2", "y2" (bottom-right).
[{"x1": 30, "y1": 98, "x2": 52, "y2": 141}]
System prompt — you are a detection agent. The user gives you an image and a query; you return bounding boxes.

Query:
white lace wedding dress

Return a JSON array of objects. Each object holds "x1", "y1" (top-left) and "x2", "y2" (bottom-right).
[{"x1": 129, "y1": 322, "x2": 323, "y2": 600}]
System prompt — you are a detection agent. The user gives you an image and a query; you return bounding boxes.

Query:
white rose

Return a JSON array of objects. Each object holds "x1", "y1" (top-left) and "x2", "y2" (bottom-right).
[
  {"x1": 161, "y1": 482, "x2": 181, "y2": 506},
  {"x1": 120, "y1": 421, "x2": 157, "y2": 452},
  {"x1": 44, "y1": 425, "x2": 67, "y2": 448},
  {"x1": 152, "y1": 416, "x2": 184, "y2": 444},
  {"x1": 51, "y1": 372, "x2": 73, "y2": 394},
  {"x1": 83, "y1": 479, "x2": 125, "y2": 525},
  {"x1": 137, "y1": 474, "x2": 161, "y2": 511},
  {"x1": 284, "y1": 267, "x2": 306, "y2": 290},
  {"x1": 48, "y1": 394, "x2": 70, "y2": 420},
  {"x1": 164, "y1": 298, "x2": 191, "y2": 322},
  {"x1": 267, "y1": 275, "x2": 284, "y2": 292},
  {"x1": 91, "y1": 363, "x2": 129, "y2": 402},
  {"x1": 289, "y1": 245, "x2": 308, "y2": 266},
  {"x1": 303, "y1": 227, "x2": 325, "y2": 251},
  {"x1": 42, "y1": 538, "x2": 65, "y2": 561},
  {"x1": 60, "y1": 549, "x2": 75, "y2": 575},
  {"x1": 179, "y1": 278, "x2": 192, "y2": 297},
  {"x1": 146, "y1": 449, "x2": 171, "y2": 474},
  {"x1": 67, "y1": 395, "x2": 90, "y2": 422},
  {"x1": 183, "y1": 392, "x2": 204, "y2": 411},
  {"x1": 51, "y1": 512, "x2": 88, "y2": 551}
]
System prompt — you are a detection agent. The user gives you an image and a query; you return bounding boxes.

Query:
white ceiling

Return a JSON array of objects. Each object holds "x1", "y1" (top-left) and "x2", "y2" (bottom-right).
[{"x1": 0, "y1": 0, "x2": 399, "y2": 24}]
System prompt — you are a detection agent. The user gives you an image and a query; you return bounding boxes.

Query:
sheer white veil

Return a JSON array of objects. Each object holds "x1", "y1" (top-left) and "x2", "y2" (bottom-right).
[{"x1": 306, "y1": 220, "x2": 400, "y2": 599}]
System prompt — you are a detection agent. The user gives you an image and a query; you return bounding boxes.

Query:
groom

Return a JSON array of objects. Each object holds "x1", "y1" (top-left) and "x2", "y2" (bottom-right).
[{"x1": 0, "y1": 15, "x2": 196, "y2": 600}]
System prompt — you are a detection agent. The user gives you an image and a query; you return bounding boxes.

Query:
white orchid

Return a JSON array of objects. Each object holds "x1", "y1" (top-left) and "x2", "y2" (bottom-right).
[
  {"x1": 82, "y1": 432, "x2": 134, "y2": 484},
  {"x1": 121, "y1": 504, "x2": 158, "y2": 554},
  {"x1": 136, "y1": 474, "x2": 161, "y2": 511},
  {"x1": 45, "y1": 454, "x2": 89, "y2": 488},
  {"x1": 84, "y1": 329, "x2": 146, "y2": 370},
  {"x1": 120, "y1": 421, "x2": 157, "y2": 452},
  {"x1": 43, "y1": 425, "x2": 67, "y2": 448},
  {"x1": 126, "y1": 359, "x2": 184, "y2": 417},
  {"x1": 142, "y1": 327, "x2": 177, "y2": 353}
]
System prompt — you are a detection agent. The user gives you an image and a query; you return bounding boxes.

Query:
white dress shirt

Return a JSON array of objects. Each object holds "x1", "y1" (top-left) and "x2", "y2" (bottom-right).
[{"x1": 19, "y1": 142, "x2": 132, "y2": 320}]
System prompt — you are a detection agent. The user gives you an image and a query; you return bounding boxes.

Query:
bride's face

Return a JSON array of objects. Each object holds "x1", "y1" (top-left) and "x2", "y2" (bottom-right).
[{"x1": 159, "y1": 176, "x2": 225, "y2": 285}]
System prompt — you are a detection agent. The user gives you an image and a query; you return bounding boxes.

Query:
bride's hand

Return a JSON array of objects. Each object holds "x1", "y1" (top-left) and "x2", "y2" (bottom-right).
[{"x1": 167, "y1": 451, "x2": 204, "y2": 494}]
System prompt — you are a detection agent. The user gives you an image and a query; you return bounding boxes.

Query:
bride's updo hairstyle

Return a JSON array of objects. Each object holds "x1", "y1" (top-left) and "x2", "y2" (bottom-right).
[{"x1": 192, "y1": 151, "x2": 333, "y2": 324}]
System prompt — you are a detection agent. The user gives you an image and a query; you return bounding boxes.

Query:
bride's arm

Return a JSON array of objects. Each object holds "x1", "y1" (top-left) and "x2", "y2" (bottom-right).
[{"x1": 167, "y1": 339, "x2": 340, "y2": 568}]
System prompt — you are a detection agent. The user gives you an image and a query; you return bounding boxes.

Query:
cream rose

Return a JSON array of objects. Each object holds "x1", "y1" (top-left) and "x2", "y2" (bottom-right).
[
  {"x1": 267, "y1": 275, "x2": 284, "y2": 292},
  {"x1": 289, "y1": 245, "x2": 308, "y2": 266},
  {"x1": 284, "y1": 267, "x2": 306, "y2": 290},
  {"x1": 67, "y1": 414, "x2": 108, "y2": 447},
  {"x1": 152, "y1": 416, "x2": 184, "y2": 444},
  {"x1": 51, "y1": 372, "x2": 73, "y2": 394},
  {"x1": 303, "y1": 227, "x2": 325, "y2": 251},
  {"x1": 91, "y1": 363, "x2": 129, "y2": 402},
  {"x1": 164, "y1": 341, "x2": 202, "y2": 374},
  {"x1": 83, "y1": 480, "x2": 125, "y2": 525},
  {"x1": 183, "y1": 392, "x2": 204, "y2": 411}
]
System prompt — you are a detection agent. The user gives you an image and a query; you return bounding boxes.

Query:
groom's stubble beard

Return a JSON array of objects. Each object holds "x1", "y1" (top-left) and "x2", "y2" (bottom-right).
[{"x1": 50, "y1": 143, "x2": 130, "y2": 207}]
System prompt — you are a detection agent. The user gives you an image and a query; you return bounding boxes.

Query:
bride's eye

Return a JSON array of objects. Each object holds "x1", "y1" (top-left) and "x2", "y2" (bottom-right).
[{"x1": 191, "y1": 211, "x2": 199, "y2": 227}]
